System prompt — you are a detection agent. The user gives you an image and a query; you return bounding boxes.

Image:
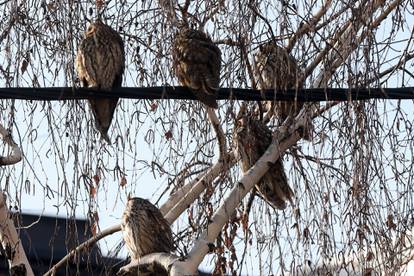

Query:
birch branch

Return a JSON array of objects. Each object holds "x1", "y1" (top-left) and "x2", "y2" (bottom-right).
[
  {"x1": 43, "y1": 224, "x2": 121, "y2": 276},
  {"x1": 301, "y1": 0, "x2": 385, "y2": 86},
  {"x1": 0, "y1": 193, "x2": 34, "y2": 276},
  {"x1": 117, "y1": 253, "x2": 180, "y2": 276},
  {"x1": 170, "y1": 107, "x2": 313, "y2": 274},
  {"x1": 314, "y1": 0, "x2": 389, "y2": 87},
  {"x1": 0, "y1": 124, "x2": 22, "y2": 166},
  {"x1": 163, "y1": 152, "x2": 236, "y2": 225}
]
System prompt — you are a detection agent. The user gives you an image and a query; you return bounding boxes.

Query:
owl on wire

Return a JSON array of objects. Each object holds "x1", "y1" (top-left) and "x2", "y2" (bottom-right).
[
  {"x1": 254, "y1": 42, "x2": 302, "y2": 122},
  {"x1": 233, "y1": 116, "x2": 294, "y2": 210},
  {"x1": 172, "y1": 26, "x2": 221, "y2": 109},
  {"x1": 121, "y1": 197, "x2": 174, "y2": 261},
  {"x1": 75, "y1": 20, "x2": 125, "y2": 143}
]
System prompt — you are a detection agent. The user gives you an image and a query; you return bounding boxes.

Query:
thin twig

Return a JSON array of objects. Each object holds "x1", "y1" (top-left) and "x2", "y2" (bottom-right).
[{"x1": 43, "y1": 224, "x2": 122, "y2": 276}]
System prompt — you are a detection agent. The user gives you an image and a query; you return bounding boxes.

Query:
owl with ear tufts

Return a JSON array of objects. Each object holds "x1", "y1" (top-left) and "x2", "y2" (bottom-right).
[
  {"x1": 121, "y1": 197, "x2": 174, "y2": 261},
  {"x1": 172, "y1": 26, "x2": 221, "y2": 109},
  {"x1": 233, "y1": 115, "x2": 294, "y2": 210},
  {"x1": 254, "y1": 42, "x2": 302, "y2": 122},
  {"x1": 75, "y1": 20, "x2": 125, "y2": 143}
]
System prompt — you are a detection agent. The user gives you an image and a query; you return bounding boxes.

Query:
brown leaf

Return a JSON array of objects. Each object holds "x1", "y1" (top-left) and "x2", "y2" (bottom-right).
[
  {"x1": 21, "y1": 59, "x2": 28, "y2": 74},
  {"x1": 90, "y1": 186, "x2": 97, "y2": 197},
  {"x1": 120, "y1": 176, "x2": 127, "y2": 187},
  {"x1": 165, "y1": 130, "x2": 173, "y2": 140},
  {"x1": 386, "y1": 214, "x2": 397, "y2": 230},
  {"x1": 93, "y1": 174, "x2": 100, "y2": 185},
  {"x1": 96, "y1": 0, "x2": 105, "y2": 9},
  {"x1": 47, "y1": 3, "x2": 57, "y2": 12},
  {"x1": 150, "y1": 101, "x2": 158, "y2": 111}
]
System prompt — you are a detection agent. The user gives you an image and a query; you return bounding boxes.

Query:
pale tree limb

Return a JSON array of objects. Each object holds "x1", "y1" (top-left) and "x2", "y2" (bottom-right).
[
  {"x1": 46, "y1": 152, "x2": 235, "y2": 275},
  {"x1": 120, "y1": 1, "x2": 399, "y2": 274},
  {"x1": 301, "y1": 0, "x2": 386, "y2": 86},
  {"x1": 163, "y1": 152, "x2": 236, "y2": 225},
  {"x1": 117, "y1": 253, "x2": 180, "y2": 276},
  {"x1": 0, "y1": 193, "x2": 34, "y2": 276},
  {"x1": 166, "y1": 1, "x2": 397, "y2": 269},
  {"x1": 0, "y1": 122, "x2": 32, "y2": 275},
  {"x1": 43, "y1": 224, "x2": 121, "y2": 276},
  {"x1": 0, "y1": 123, "x2": 22, "y2": 166},
  {"x1": 169, "y1": 107, "x2": 314, "y2": 274},
  {"x1": 314, "y1": 0, "x2": 391, "y2": 87}
]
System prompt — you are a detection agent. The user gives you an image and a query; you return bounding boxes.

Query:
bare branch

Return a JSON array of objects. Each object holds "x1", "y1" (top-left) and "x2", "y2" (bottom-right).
[
  {"x1": 117, "y1": 253, "x2": 180, "y2": 276},
  {"x1": 170, "y1": 105, "x2": 319, "y2": 273},
  {"x1": 0, "y1": 124, "x2": 21, "y2": 166},
  {"x1": 43, "y1": 224, "x2": 122, "y2": 276},
  {"x1": 315, "y1": 0, "x2": 401, "y2": 87},
  {"x1": 206, "y1": 108, "x2": 227, "y2": 161},
  {"x1": 286, "y1": 0, "x2": 333, "y2": 52},
  {"x1": 0, "y1": 193, "x2": 34, "y2": 276},
  {"x1": 163, "y1": 152, "x2": 236, "y2": 225}
]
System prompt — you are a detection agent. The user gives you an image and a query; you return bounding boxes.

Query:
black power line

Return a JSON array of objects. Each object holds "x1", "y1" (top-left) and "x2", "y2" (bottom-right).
[{"x1": 0, "y1": 86, "x2": 413, "y2": 101}]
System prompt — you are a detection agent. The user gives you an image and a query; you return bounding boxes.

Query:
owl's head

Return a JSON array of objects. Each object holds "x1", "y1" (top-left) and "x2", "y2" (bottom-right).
[
  {"x1": 84, "y1": 20, "x2": 109, "y2": 38},
  {"x1": 84, "y1": 22, "x2": 97, "y2": 37}
]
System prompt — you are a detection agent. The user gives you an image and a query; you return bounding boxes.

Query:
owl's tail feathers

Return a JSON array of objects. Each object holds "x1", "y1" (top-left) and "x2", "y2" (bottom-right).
[
  {"x1": 256, "y1": 159, "x2": 294, "y2": 210},
  {"x1": 192, "y1": 83, "x2": 218, "y2": 109},
  {"x1": 88, "y1": 99, "x2": 118, "y2": 144}
]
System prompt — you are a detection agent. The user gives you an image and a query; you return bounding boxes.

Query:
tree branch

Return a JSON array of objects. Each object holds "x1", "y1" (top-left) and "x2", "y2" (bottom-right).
[
  {"x1": 286, "y1": 0, "x2": 333, "y2": 52},
  {"x1": 206, "y1": 108, "x2": 227, "y2": 161},
  {"x1": 0, "y1": 193, "x2": 34, "y2": 276},
  {"x1": 163, "y1": 152, "x2": 236, "y2": 225},
  {"x1": 117, "y1": 253, "x2": 180, "y2": 276},
  {"x1": 169, "y1": 106, "x2": 317, "y2": 274},
  {"x1": 0, "y1": 124, "x2": 22, "y2": 166},
  {"x1": 43, "y1": 224, "x2": 121, "y2": 276}
]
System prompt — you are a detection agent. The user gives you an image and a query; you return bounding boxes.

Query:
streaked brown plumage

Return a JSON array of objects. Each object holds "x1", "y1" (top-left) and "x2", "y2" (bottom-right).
[
  {"x1": 121, "y1": 197, "x2": 174, "y2": 261},
  {"x1": 172, "y1": 27, "x2": 221, "y2": 109},
  {"x1": 233, "y1": 116, "x2": 294, "y2": 209},
  {"x1": 75, "y1": 20, "x2": 125, "y2": 143},
  {"x1": 254, "y1": 42, "x2": 302, "y2": 121}
]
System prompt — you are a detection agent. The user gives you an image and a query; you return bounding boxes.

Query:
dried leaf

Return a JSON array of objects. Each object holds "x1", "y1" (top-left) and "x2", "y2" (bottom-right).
[
  {"x1": 120, "y1": 176, "x2": 127, "y2": 187},
  {"x1": 21, "y1": 59, "x2": 28, "y2": 74},
  {"x1": 150, "y1": 101, "x2": 158, "y2": 111},
  {"x1": 93, "y1": 174, "x2": 100, "y2": 185},
  {"x1": 90, "y1": 185, "x2": 96, "y2": 197},
  {"x1": 96, "y1": 0, "x2": 105, "y2": 9},
  {"x1": 165, "y1": 130, "x2": 173, "y2": 140}
]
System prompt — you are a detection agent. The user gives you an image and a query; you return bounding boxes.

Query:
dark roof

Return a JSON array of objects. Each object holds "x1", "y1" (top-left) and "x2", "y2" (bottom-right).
[
  {"x1": 0, "y1": 213, "x2": 124, "y2": 276},
  {"x1": 0, "y1": 213, "x2": 213, "y2": 275}
]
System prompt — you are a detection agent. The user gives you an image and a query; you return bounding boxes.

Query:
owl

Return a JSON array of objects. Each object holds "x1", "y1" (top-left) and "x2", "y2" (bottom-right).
[
  {"x1": 233, "y1": 116, "x2": 294, "y2": 209},
  {"x1": 172, "y1": 26, "x2": 221, "y2": 109},
  {"x1": 121, "y1": 197, "x2": 174, "y2": 261},
  {"x1": 75, "y1": 20, "x2": 125, "y2": 143},
  {"x1": 254, "y1": 42, "x2": 302, "y2": 122}
]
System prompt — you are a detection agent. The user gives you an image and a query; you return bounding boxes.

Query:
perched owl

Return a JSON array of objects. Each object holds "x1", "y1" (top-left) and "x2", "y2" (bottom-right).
[
  {"x1": 254, "y1": 42, "x2": 302, "y2": 122},
  {"x1": 121, "y1": 197, "x2": 174, "y2": 261},
  {"x1": 172, "y1": 27, "x2": 221, "y2": 109},
  {"x1": 233, "y1": 116, "x2": 294, "y2": 209},
  {"x1": 75, "y1": 20, "x2": 125, "y2": 143}
]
